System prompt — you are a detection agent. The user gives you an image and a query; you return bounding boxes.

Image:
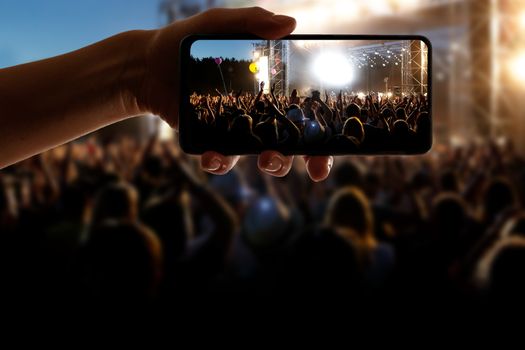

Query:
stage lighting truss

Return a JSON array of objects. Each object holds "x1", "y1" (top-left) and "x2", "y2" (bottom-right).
[
  {"x1": 346, "y1": 40, "x2": 427, "y2": 95},
  {"x1": 255, "y1": 39, "x2": 428, "y2": 97},
  {"x1": 253, "y1": 40, "x2": 289, "y2": 97}
]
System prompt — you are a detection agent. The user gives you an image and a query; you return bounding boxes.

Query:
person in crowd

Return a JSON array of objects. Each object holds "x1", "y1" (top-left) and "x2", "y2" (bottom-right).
[
  {"x1": 0, "y1": 130, "x2": 523, "y2": 307},
  {"x1": 475, "y1": 236, "x2": 525, "y2": 305},
  {"x1": 188, "y1": 86, "x2": 430, "y2": 155},
  {"x1": 324, "y1": 186, "x2": 395, "y2": 287},
  {"x1": 3, "y1": 6, "x2": 524, "y2": 309}
]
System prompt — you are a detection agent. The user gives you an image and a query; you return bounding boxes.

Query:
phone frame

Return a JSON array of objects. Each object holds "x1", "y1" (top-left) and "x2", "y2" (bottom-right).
[{"x1": 179, "y1": 34, "x2": 432, "y2": 156}]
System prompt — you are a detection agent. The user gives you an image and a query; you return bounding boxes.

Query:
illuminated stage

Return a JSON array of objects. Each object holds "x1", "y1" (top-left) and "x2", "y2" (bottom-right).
[{"x1": 251, "y1": 39, "x2": 428, "y2": 98}]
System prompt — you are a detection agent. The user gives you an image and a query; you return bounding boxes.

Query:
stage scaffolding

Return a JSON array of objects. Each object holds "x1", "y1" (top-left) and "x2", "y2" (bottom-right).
[
  {"x1": 254, "y1": 40, "x2": 289, "y2": 96},
  {"x1": 401, "y1": 40, "x2": 429, "y2": 95}
]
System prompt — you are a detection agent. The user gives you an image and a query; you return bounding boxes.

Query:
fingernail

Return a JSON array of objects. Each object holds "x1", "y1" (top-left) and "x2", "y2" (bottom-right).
[
  {"x1": 272, "y1": 15, "x2": 295, "y2": 26},
  {"x1": 264, "y1": 156, "x2": 284, "y2": 173},
  {"x1": 207, "y1": 157, "x2": 221, "y2": 171},
  {"x1": 328, "y1": 156, "x2": 334, "y2": 170}
]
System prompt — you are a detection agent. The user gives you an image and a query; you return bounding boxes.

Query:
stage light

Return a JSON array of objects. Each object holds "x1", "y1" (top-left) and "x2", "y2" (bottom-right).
[
  {"x1": 256, "y1": 56, "x2": 270, "y2": 93},
  {"x1": 509, "y1": 51, "x2": 525, "y2": 82},
  {"x1": 387, "y1": 92, "x2": 393, "y2": 98},
  {"x1": 312, "y1": 52, "x2": 353, "y2": 86},
  {"x1": 158, "y1": 119, "x2": 173, "y2": 141},
  {"x1": 519, "y1": 11, "x2": 525, "y2": 29}
]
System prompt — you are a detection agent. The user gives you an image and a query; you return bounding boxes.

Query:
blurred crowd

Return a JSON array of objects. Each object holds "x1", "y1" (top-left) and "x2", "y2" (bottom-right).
[
  {"x1": 1, "y1": 128, "x2": 525, "y2": 309},
  {"x1": 188, "y1": 82, "x2": 431, "y2": 154}
]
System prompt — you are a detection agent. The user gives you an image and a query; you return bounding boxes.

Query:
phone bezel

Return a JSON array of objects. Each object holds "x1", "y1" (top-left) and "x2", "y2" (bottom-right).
[{"x1": 179, "y1": 34, "x2": 432, "y2": 156}]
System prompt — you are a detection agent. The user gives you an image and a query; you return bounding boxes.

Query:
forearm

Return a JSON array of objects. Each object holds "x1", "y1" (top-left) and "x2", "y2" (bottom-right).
[{"x1": 0, "y1": 30, "x2": 151, "y2": 168}]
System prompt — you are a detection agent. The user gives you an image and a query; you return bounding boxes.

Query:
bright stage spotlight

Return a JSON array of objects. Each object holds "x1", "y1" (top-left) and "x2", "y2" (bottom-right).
[
  {"x1": 312, "y1": 52, "x2": 353, "y2": 87},
  {"x1": 509, "y1": 51, "x2": 525, "y2": 82},
  {"x1": 520, "y1": 11, "x2": 525, "y2": 29}
]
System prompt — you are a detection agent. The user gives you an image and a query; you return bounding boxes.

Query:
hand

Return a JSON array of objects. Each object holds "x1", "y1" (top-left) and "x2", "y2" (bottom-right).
[{"x1": 131, "y1": 7, "x2": 333, "y2": 182}]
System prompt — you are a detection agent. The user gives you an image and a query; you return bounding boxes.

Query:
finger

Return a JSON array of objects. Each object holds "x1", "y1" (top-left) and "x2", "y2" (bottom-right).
[
  {"x1": 303, "y1": 156, "x2": 334, "y2": 182},
  {"x1": 180, "y1": 7, "x2": 296, "y2": 39},
  {"x1": 201, "y1": 151, "x2": 240, "y2": 175},
  {"x1": 257, "y1": 150, "x2": 293, "y2": 177}
]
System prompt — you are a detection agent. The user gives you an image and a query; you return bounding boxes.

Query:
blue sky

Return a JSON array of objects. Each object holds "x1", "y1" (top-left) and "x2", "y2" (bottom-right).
[
  {"x1": 0, "y1": 0, "x2": 161, "y2": 68},
  {"x1": 191, "y1": 40, "x2": 264, "y2": 60}
]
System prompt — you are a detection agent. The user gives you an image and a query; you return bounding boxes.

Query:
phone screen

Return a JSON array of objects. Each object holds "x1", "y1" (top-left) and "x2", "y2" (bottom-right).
[{"x1": 179, "y1": 35, "x2": 431, "y2": 155}]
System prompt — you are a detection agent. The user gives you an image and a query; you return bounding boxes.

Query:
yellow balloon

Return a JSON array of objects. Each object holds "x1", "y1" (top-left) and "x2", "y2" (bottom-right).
[{"x1": 249, "y1": 62, "x2": 259, "y2": 73}]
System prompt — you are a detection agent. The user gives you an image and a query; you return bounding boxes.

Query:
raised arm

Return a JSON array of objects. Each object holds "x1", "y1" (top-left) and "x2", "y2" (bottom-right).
[
  {"x1": 312, "y1": 90, "x2": 333, "y2": 124},
  {"x1": 265, "y1": 96, "x2": 300, "y2": 145}
]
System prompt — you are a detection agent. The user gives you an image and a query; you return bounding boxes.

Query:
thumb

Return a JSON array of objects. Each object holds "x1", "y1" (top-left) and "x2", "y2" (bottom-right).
[{"x1": 179, "y1": 7, "x2": 296, "y2": 39}]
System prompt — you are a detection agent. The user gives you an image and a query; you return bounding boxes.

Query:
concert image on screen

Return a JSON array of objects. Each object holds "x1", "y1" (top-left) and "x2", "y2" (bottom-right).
[{"x1": 181, "y1": 37, "x2": 431, "y2": 155}]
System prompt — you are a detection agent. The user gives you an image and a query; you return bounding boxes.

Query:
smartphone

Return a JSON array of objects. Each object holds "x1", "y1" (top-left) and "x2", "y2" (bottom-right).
[{"x1": 179, "y1": 34, "x2": 432, "y2": 155}]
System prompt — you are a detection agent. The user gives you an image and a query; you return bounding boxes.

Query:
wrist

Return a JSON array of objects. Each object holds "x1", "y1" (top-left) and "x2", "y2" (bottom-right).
[{"x1": 115, "y1": 29, "x2": 157, "y2": 117}]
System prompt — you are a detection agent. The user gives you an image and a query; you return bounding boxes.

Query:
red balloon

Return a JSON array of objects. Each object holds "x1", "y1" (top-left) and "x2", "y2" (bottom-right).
[{"x1": 214, "y1": 57, "x2": 223, "y2": 65}]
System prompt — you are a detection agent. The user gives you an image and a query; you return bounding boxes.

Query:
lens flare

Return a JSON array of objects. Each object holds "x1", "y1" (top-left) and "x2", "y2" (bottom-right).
[
  {"x1": 311, "y1": 52, "x2": 353, "y2": 87},
  {"x1": 509, "y1": 51, "x2": 525, "y2": 82}
]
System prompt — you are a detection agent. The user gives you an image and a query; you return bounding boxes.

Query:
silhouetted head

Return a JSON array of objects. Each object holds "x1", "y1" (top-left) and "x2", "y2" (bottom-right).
[
  {"x1": 255, "y1": 100, "x2": 265, "y2": 114},
  {"x1": 395, "y1": 107, "x2": 407, "y2": 121},
  {"x1": 392, "y1": 119, "x2": 410, "y2": 137},
  {"x1": 476, "y1": 237, "x2": 525, "y2": 304},
  {"x1": 91, "y1": 182, "x2": 138, "y2": 227},
  {"x1": 343, "y1": 117, "x2": 365, "y2": 144},
  {"x1": 381, "y1": 108, "x2": 395, "y2": 122},
  {"x1": 142, "y1": 193, "x2": 186, "y2": 259},
  {"x1": 80, "y1": 220, "x2": 162, "y2": 301},
  {"x1": 483, "y1": 177, "x2": 516, "y2": 224},
  {"x1": 431, "y1": 193, "x2": 467, "y2": 242},
  {"x1": 440, "y1": 169, "x2": 459, "y2": 192},
  {"x1": 142, "y1": 155, "x2": 163, "y2": 179},
  {"x1": 61, "y1": 182, "x2": 88, "y2": 221},
  {"x1": 230, "y1": 115, "x2": 254, "y2": 135},
  {"x1": 333, "y1": 161, "x2": 363, "y2": 188},
  {"x1": 254, "y1": 119, "x2": 278, "y2": 146},
  {"x1": 325, "y1": 186, "x2": 374, "y2": 239},
  {"x1": 345, "y1": 103, "x2": 361, "y2": 119}
]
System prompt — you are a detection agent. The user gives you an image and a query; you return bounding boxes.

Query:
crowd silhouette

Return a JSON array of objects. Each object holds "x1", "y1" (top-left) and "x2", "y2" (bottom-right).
[
  {"x1": 1, "y1": 122, "x2": 525, "y2": 310},
  {"x1": 186, "y1": 82, "x2": 431, "y2": 154}
]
